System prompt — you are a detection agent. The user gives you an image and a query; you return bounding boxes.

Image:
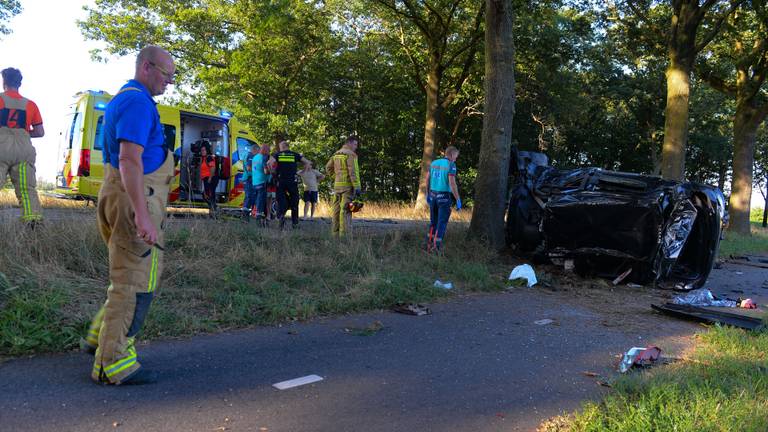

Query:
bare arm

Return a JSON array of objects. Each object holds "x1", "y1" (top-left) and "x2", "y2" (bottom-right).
[
  {"x1": 29, "y1": 124, "x2": 44, "y2": 138},
  {"x1": 118, "y1": 141, "x2": 156, "y2": 245}
]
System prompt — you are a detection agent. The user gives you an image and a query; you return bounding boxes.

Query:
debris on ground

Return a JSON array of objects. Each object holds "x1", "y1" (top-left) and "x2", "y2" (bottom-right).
[
  {"x1": 272, "y1": 374, "x2": 324, "y2": 390},
  {"x1": 672, "y1": 288, "x2": 738, "y2": 307},
  {"x1": 534, "y1": 319, "x2": 555, "y2": 326},
  {"x1": 671, "y1": 288, "x2": 757, "y2": 309},
  {"x1": 612, "y1": 268, "x2": 632, "y2": 285},
  {"x1": 739, "y1": 299, "x2": 757, "y2": 309},
  {"x1": 433, "y1": 280, "x2": 453, "y2": 290},
  {"x1": 618, "y1": 346, "x2": 662, "y2": 373},
  {"x1": 392, "y1": 303, "x2": 431, "y2": 316},
  {"x1": 509, "y1": 264, "x2": 537, "y2": 288},
  {"x1": 726, "y1": 255, "x2": 768, "y2": 269},
  {"x1": 344, "y1": 320, "x2": 384, "y2": 336},
  {"x1": 651, "y1": 303, "x2": 765, "y2": 331}
]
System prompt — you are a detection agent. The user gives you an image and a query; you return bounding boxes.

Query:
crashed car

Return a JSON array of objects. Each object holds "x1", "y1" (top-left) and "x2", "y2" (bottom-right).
[{"x1": 506, "y1": 151, "x2": 726, "y2": 290}]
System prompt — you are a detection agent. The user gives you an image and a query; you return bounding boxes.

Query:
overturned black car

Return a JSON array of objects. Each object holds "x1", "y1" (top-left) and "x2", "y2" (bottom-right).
[{"x1": 506, "y1": 151, "x2": 726, "y2": 290}]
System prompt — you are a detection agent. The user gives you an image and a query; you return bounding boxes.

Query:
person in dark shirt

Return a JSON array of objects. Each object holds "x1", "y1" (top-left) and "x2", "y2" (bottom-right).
[{"x1": 268, "y1": 140, "x2": 311, "y2": 229}]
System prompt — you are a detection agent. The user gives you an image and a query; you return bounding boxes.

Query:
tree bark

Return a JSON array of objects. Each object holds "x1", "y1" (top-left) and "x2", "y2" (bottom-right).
[
  {"x1": 661, "y1": 61, "x2": 692, "y2": 180},
  {"x1": 467, "y1": 0, "x2": 515, "y2": 250},
  {"x1": 661, "y1": 1, "x2": 699, "y2": 181},
  {"x1": 728, "y1": 102, "x2": 766, "y2": 235},
  {"x1": 415, "y1": 64, "x2": 442, "y2": 211}
]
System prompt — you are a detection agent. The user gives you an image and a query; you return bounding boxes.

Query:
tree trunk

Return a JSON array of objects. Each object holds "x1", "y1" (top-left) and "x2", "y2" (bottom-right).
[
  {"x1": 762, "y1": 189, "x2": 767, "y2": 227},
  {"x1": 728, "y1": 103, "x2": 763, "y2": 236},
  {"x1": 661, "y1": 1, "x2": 703, "y2": 181},
  {"x1": 661, "y1": 60, "x2": 692, "y2": 180},
  {"x1": 415, "y1": 65, "x2": 442, "y2": 210},
  {"x1": 467, "y1": 0, "x2": 515, "y2": 250}
]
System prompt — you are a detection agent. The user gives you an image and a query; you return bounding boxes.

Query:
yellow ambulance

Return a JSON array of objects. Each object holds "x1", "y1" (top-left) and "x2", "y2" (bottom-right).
[{"x1": 55, "y1": 90, "x2": 258, "y2": 210}]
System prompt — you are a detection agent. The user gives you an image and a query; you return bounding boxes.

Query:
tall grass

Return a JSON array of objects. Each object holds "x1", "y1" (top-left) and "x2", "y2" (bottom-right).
[
  {"x1": 719, "y1": 209, "x2": 768, "y2": 257},
  {"x1": 0, "y1": 213, "x2": 503, "y2": 356}
]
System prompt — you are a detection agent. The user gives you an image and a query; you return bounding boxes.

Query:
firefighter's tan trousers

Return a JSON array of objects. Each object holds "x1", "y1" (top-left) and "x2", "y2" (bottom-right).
[
  {"x1": 0, "y1": 128, "x2": 42, "y2": 222},
  {"x1": 86, "y1": 153, "x2": 173, "y2": 384},
  {"x1": 331, "y1": 187, "x2": 353, "y2": 236}
]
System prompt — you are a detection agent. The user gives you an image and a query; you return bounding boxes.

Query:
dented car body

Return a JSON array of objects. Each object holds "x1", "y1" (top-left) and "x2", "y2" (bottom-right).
[{"x1": 506, "y1": 151, "x2": 726, "y2": 290}]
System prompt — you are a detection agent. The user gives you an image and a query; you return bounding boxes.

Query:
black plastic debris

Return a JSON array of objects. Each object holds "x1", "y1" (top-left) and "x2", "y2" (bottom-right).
[
  {"x1": 651, "y1": 303, "x2": 765, "y2": 331},
  {"x1": 392, "y1": 303, "x2": 431, "y2": 316},
  {"x1": 506, "y1": 150, "x2": 726, "y2": 290}
]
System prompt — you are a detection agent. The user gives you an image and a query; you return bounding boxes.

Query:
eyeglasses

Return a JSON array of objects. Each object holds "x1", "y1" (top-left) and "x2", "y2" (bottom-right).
[{"x1": 149, "y1": 61, "x2": 175, "y2": 83}]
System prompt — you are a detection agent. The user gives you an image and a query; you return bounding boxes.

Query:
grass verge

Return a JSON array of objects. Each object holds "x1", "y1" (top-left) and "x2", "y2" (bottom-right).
[
  {"x1": 0, "y1": 214, "x2": 504, "y2": 357},
  {"x1": 543, "y1": 325, "x2": 768, "y2": 431}
]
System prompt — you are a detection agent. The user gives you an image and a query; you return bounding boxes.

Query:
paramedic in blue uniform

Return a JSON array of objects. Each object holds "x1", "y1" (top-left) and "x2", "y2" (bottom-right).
[{"x1": 426, "y1": 145, "x2": 461, "y2": 253}]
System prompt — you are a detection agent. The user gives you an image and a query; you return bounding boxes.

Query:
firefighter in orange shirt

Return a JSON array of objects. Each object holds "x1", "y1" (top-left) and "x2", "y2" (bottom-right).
[{"x1": 0, "y1": 67, "x2": 45, "y2": 224}]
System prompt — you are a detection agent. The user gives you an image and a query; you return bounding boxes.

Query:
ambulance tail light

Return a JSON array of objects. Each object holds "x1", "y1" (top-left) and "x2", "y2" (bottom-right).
[{"x1": 77, "y1": 149, "x2": 91, "y2": 177}]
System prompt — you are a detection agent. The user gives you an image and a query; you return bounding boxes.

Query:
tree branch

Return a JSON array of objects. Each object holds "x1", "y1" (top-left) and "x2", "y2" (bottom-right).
[
  {"x1": 443, "y1": 2, "x2": 485, "y2": 70},
  {"x1": 695, "y1": 0, "x2": 747, "y2": 54},
  {"x1": 696, "y1": 63, "x2": 738, "y2": 97}
]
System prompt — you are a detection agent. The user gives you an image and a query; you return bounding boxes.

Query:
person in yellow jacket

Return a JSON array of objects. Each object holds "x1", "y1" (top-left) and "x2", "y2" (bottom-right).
[
  {"x1": 0, "y1": 67, "x2": 45, "y2": 225},
  {"x1": 325, "y1": 135, "x2": 361, "y2": 236}
]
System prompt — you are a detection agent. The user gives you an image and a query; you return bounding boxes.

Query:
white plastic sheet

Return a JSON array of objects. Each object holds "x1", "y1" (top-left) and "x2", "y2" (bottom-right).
[{"x1": 509, "y1": 264, "x2": 537, "y2": 287}]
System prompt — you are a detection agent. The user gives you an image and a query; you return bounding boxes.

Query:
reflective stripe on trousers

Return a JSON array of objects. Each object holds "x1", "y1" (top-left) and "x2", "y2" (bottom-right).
[
  {"x1": 0, "y1": 127, "x2": 42, "y2": 222},
  {"x1": 90, "y1": 151, "x2": 173, "y2": 384}
]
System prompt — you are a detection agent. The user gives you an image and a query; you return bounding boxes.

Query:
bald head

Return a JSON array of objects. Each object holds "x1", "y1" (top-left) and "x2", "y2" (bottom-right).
[{"x1": 135, "y1": 45, "x2": 175, "y2": 96}]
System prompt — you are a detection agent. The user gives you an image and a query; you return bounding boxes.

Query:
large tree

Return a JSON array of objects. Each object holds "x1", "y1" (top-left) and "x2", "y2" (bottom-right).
[
  {"x1": 368, "y1": 0, "x2": 485, "y2": 209},
  {"x1": 0, "y1": 0, "x2": 20, "y2": 37},
  {"x1": 80, "y1": 0, "x2": 340, "y2": 144},
  {"x1": 621, "y1": 0, "x2": 744, "y2": 180},
  {"x1": 468, "y1": 0, "x2": 515, "y2": 249},
  {"x1": 698, "y1": 0, "x2": 768, "y2": 235}
]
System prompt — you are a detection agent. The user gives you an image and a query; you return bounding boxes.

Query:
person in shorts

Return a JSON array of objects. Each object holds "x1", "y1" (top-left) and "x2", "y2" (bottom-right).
[{"x1": 298, "y1": 162, "x2": 324, "y2": 219}]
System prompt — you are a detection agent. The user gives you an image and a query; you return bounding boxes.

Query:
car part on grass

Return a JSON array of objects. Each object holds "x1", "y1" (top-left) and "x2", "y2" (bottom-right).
[
  {"x1": 619, "y1": 346, "x2": 662, "y2": 373},
  {"x1": 651, "y1": 303, "x2": 765, "y2": 331},
  {"x1": 507, "y1": 151, "x2": 726, "y2": 290}
]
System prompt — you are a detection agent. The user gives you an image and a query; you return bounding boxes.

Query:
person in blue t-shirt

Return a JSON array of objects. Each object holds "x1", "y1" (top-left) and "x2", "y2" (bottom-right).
[
  {"x1": 241, "y1": 144, "x2": 259, "y2": 221},
  {"x1": 426, "y1": 146, "x2": 462, "y2": 253},
  {"x1": 250, "y1": 143, "x2": 270, "y2": 226},
  {"x1": 83, "y1": 45, "x2": 176, "y2": 386}
]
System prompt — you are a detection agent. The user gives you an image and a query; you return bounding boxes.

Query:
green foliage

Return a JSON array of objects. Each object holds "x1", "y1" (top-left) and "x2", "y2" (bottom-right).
[
  {"x1": 0, "y1": 0, "x2": 21, "y2": 36},
  {"x1": 78, "y1": 0, "x2": 754, "y2": 201}
]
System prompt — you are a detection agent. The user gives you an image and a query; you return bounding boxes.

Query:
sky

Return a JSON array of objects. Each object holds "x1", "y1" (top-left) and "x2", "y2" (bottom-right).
[
  {"x1": 1, "y1": 0, "x2": 142, "y2": 183},
  {"x1": 1, "y1": 1, "x2": 765, "y2": 209}
]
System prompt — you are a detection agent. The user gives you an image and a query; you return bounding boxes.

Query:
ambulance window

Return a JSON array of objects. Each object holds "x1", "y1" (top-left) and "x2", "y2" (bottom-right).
[
  {"x1": 93, "y1": 116, "x2": 105, "y2": 150},
  {"x1": 71, "y1": 112, "x2": 84, "y2": 152},
  {"x1": 236, "y1": 137, "x2": 257, "y2": 162},
  {"x1": 64, "y1": 112, "x2": 79, "y2": 150},
  {"x1": 163, "y1": 124, "x2": 176, "y2": 153}
]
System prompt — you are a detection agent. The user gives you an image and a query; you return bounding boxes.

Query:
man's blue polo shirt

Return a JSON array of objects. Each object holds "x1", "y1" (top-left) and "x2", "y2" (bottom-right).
[{"x1": 102, "y1": 80, "x2": 166, "y2": 174}]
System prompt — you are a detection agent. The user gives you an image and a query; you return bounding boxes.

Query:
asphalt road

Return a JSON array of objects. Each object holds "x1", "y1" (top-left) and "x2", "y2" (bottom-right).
[{"x1": 0, "y1": 288, "x2": 699, "y2": 432}]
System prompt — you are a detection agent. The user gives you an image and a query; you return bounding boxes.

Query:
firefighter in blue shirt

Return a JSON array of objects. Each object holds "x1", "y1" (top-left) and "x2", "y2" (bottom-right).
[
  {"x1": 426, "y1": 146, "x2": 461, "y2": 253},
  {"x1": 83, "y1": 45, "x2": 175, "y2": 385}
]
